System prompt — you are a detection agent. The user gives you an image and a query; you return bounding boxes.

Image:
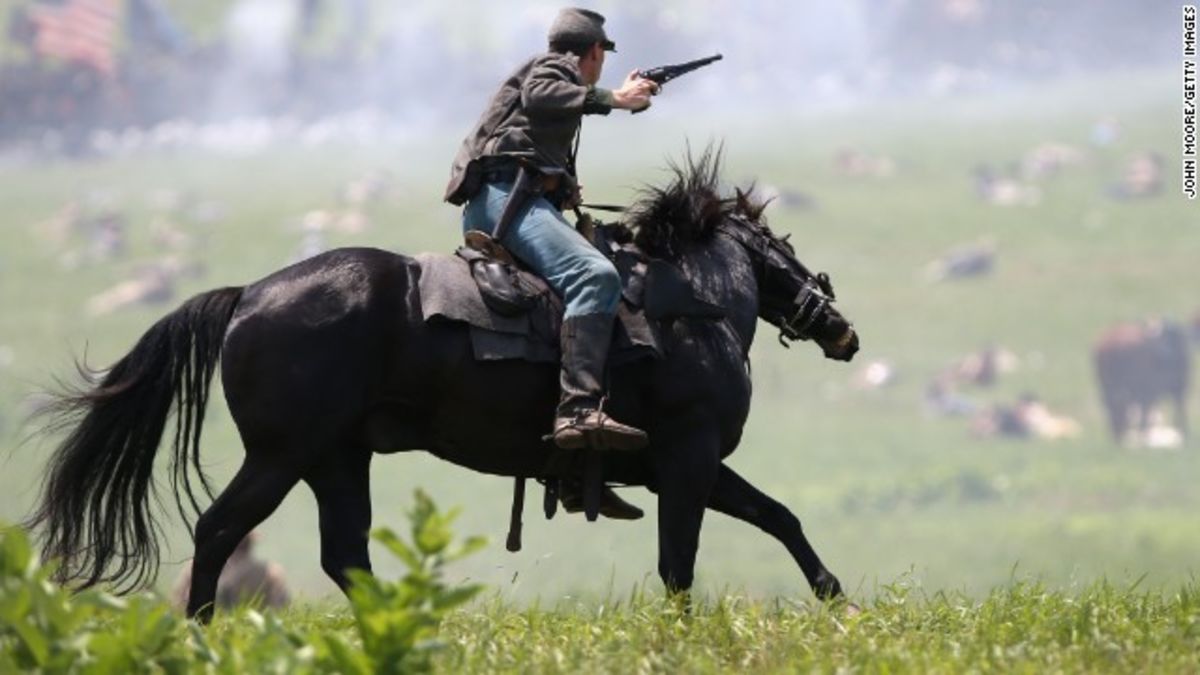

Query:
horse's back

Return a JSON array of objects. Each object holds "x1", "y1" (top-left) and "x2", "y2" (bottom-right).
[
  {"x1": 220, "y1": 247, "x2": 431, "y2": 444},
  {"x1": 228, "y1": 247, "x2": 415, "y2": 330}
]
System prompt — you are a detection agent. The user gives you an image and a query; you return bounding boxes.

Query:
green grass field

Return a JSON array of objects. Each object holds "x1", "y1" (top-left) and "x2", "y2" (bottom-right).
[
  {"x1": 3, "y1": 498, "x2": 1198, "y2": 673},
  {"x1": 1, "y1": 68, "x2": 1198, "y2": 670}
]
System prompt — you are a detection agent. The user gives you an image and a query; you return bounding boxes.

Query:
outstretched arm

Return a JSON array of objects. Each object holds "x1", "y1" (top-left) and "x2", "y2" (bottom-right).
[{"x1": 522, "y1": 61, "x2": 657, "y2": 118}]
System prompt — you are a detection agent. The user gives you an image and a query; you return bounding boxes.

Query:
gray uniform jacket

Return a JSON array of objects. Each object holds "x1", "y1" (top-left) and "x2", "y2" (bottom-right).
[{"x1": 444, "y1": 52, "x2": 615, "y2": 205}]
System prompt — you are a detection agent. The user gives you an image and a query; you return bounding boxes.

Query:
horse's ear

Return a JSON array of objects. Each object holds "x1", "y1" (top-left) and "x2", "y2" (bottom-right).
[
  {"x1": 735, "y1": 187, "x2": 768, "y2": 222},
  {"x1": 735, "y1": 187, "x2": 767, "y2": 221},
  {"x1": 752, "y1": 200, "x2": 770, "y2": 222}
]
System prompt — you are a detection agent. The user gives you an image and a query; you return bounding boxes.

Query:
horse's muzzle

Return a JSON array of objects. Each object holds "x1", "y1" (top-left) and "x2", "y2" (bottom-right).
[{"x1": 823, "y1": 327, "x2": 859, "y2": 362}]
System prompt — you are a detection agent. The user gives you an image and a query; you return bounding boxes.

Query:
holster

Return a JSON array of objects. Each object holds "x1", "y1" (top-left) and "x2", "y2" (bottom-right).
[
  {"x1": 492, "y1": 163, "x2": 545, "y2": 242},
  {"x1": 458, "y1": 234, "x2": 538, "y2": 316}
]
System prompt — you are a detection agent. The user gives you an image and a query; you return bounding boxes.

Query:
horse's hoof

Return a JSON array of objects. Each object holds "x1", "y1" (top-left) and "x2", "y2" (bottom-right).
[
  {"x1": 843, "y1": 601, "x2": 863, "y2": 618},
  {"x1": 813, "y1": 571, "x2": 843, "y2": 601}
]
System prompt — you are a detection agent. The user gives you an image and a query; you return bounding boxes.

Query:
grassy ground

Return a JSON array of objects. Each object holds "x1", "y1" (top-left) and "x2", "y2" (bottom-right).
[
  {"x1": 211, "y1": 580, "x2": 1200, "y2": 673},
  {"x1": 431, "y1": 582, "x2": 1200, "y2": 673},
  {"x1": 0, "y1": 67, "x2": 1197, "y2": 617},
  {"x1": 6, "y1": 508, "x2": 1196, "y2": 674}
]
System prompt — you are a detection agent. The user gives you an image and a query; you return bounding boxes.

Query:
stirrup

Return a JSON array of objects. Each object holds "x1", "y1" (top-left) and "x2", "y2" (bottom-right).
[
  {"x1": 560, "y1": 481, "x2": 644, "y2": 520},
  {"x1": 551, "y1": 412, "x2": 648, "y2": 451}
]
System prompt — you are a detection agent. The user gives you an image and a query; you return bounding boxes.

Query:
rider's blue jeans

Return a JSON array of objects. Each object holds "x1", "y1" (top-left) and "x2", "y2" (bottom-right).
[{"x1": 462, "y1": 180, "x2": 620, "y2": 319}]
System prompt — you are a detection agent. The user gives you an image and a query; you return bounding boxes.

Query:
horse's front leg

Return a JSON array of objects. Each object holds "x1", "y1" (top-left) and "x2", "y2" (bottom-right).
[
  {"x1": 707, "y1": 463, "x2": 844, "y2": 601},
  {"x1": 652, "y1": 426, "x2": 721, "y2": 595}
]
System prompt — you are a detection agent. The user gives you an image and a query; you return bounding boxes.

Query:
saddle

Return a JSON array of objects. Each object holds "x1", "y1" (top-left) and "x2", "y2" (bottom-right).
[{"x1": 416, "y1": 219, "x2": 725, "y2": 365}]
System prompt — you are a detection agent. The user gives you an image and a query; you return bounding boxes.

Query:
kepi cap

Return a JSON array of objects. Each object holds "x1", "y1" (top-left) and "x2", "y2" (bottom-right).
[{"x1": 548, "y1": 8, "x2": 616, "y2": 52}]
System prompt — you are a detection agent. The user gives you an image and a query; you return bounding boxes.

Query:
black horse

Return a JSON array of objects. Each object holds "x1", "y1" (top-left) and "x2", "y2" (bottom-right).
[{"x1": 27, "y1": 151, "x2": 860, "y2": 621}]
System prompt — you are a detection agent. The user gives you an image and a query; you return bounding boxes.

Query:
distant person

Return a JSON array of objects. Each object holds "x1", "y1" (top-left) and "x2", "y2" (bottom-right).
[
  {"x1": 172, "y1": 531, "x2": 290, "y2": 611},
  {"x1": 444, "y1": 9, "x2": 656, "y2": 519},
  {"x1": 833, "y1": 148, "x2": 895, "y2": 178},
  {"x1": 1021, "y1": 142, "x2": 1084, "y2": 180},
  {"x1": 970, "y1": 393, "x2": 1080, "y2": 441},
  {"x1": 1108, "y1": 151, "x2": 1163, "y2": 200},
  {"x1": 126, "y1": 0, "x2": 189, "y2": 56},
  {"x1": 941, "y1": 344, "x2": 1019, "y2": 388},
  {"x1": 924, "y1": 375, "x2": 978, "y2": 418},
  {"x1": 923, "y1": 239, "x2": 996, "y2": 283},
  {"x1": 1090, "y1": 116, "x2": 1120, "y2": 147},
  {"x1": 971, "y1": 164, "x2": 1040, "y2": 206}
]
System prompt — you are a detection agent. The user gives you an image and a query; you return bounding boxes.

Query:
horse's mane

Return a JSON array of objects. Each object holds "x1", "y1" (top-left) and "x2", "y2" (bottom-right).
[{"x1": 623, "y1": 145, "x2": 770, "y2": 258}]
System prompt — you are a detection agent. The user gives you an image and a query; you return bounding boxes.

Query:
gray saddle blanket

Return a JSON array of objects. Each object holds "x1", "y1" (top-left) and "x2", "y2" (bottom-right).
[{"x1": 415, "y1": 252, "x2": 662, "y2": 364}]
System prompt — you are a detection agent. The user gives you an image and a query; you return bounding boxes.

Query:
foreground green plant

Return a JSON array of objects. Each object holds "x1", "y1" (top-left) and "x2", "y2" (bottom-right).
[
  {"x1": 0, "y1": 489, "x2": 483, "y2": 674},
  {"x1": 314, "y1": 490, "x2": 486, "y2": 674}
]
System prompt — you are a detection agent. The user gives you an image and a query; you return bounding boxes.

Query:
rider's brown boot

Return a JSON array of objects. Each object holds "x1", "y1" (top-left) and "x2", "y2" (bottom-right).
[{"x1": 551, "y1": 314, "x2": 648, "y2": 451}]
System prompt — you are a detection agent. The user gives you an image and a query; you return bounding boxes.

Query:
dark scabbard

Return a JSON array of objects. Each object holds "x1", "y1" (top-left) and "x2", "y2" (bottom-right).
[
  {"x1": 492, "y1": 164, "x2": 542, "y2": 243},
  {"x1": 506, "y1": 477, "x2": 526, "y2": 552}
]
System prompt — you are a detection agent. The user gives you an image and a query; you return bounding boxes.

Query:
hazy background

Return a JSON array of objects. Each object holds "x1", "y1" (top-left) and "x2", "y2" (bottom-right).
[{"x1": 0, "y1": 0, "x2": 1196, "y2": 605}]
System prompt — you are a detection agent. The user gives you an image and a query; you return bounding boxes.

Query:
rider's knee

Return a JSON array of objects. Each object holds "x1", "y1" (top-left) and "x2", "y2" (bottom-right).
[{"x1": 584, "y1": 256, "x2": 621, "y2": 298}]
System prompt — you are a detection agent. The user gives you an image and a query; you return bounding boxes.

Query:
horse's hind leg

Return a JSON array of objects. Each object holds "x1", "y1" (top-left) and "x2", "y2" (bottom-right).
[
  {"x1": 706, "y1": 463, "x2": 844, "y2": 601},
  {"x1": 303, "y1": 449, "x2": 373, "y2": 592},
  {"x1": 187, "y1": 458, "x2": 299, "y2": 621}
]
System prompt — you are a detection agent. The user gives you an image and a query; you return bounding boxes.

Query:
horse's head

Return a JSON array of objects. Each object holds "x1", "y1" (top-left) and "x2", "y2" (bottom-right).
[
  {"x1": 625, "y1": 146, "x2": 859, "y2": 361},
  {"x1": 717, "y1": 189, "x2": 859, "y2": 361}
]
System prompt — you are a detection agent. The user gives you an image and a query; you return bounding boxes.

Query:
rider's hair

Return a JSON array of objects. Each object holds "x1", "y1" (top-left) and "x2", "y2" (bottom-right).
[{"x1": 549, "y1": 40, "x2": 596, "y2": 58}]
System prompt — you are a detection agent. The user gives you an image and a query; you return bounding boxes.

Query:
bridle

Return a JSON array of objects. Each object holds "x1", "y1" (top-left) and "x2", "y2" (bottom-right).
[
  {"x1": 715, "y1": 215, "x2": 849, "y2": 348},
  {"x1": 778, "y1": 279, "x2": 831, "y2": 345},
  {"x1": 578, "y1": 203, "x2": 854, "y2": 350}
]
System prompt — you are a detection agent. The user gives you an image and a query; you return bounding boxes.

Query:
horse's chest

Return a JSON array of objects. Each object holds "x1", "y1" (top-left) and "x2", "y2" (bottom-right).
[{"x1": 655, "y1": 322, "x2": 752, "y2": 421}]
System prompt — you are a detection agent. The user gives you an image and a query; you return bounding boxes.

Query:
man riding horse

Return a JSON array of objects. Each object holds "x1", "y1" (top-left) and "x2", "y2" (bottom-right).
[
  {"x1": 445, "y1": 9, "x2": 657, "y2": 512},
  {"x1": 25, "y1": 8, "x2": 864, "y2": 623}
]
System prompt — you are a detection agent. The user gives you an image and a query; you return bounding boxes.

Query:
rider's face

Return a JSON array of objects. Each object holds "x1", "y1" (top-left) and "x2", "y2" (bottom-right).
[{"x1": 579, "y1": 43, "x2": 604, "y2": 85}]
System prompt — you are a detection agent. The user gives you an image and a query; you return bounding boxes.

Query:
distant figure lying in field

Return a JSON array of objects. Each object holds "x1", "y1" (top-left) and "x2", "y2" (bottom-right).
[
  {"x1": 1021, "y1": 142, "x2": 1085, "y2": 180},
  {"x1": 86, "y1": 264, "x2": 175, "y2": 316},
  {"x1": 35, "y1": 204, "x2": 129, "y2": 268},
  {"x1": 84, "y1": 256, "x2": 206, "y2": 316},
  {"x1": 754, "y1": 182, "x2": 816, "y2": 211},
  {"x1": 923, "y1": 239, "x2": 995, "y2": 283},
  {"x1": 972, "y1": 164, "x2": 1041, "y2": 206},
  {"x1": 834, "y1": 148, "x2": 895, "y2": 178},
  {"x1": 924, "y1": 375, "x2": 979, "y2": 418},
  {"x1": 172, "y1": 531, "x2": 290, "y2": 612},
  {"x1": 340, "y1": 169, "x2": 392, "y2": 208},
  {"x1": 969, "y1": 393, "x2": 1080, "y2": 441},
  {"x1": 1107, "y1": 152, "x2": 1163, "y2": 200},
  {"x1": 941, "y1": 344, "x2": 1019, "y2": 388}
]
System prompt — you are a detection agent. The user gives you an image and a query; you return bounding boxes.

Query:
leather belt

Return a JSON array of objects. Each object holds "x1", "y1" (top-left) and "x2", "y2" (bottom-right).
[{"x1": 481, "y1": 161, "x2": 562, "y2": 193}]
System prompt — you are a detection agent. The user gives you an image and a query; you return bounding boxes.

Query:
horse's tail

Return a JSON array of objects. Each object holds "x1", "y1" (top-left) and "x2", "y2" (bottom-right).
[{"x1": 24, "y1": 286, "x2": 243, "y2": 593}]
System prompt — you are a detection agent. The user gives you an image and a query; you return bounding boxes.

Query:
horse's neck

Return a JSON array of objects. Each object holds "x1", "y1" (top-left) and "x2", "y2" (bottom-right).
[{"x1": 674, "y1": 236, "x2": 759, "y2": 350}]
